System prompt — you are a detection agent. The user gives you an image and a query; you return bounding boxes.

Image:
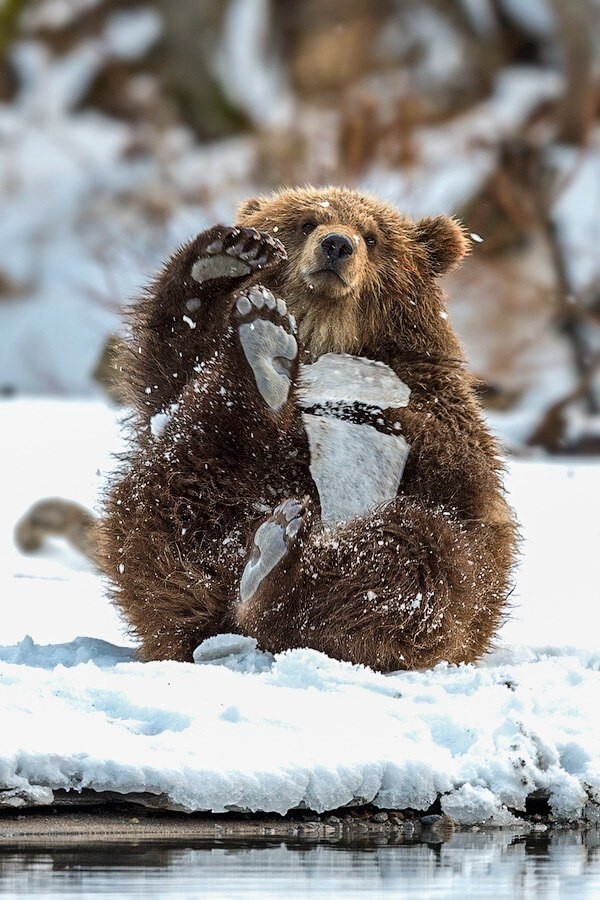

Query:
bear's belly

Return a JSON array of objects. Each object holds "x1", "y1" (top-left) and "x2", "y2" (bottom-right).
[{"x1": 298, "y1": 354, "x2": 411, "y2": 526}]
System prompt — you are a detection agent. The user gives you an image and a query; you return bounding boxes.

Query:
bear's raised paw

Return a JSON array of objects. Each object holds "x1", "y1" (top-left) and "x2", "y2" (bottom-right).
[{"x1": 192, "y1": 226, "x2": 287, "y2": 284}]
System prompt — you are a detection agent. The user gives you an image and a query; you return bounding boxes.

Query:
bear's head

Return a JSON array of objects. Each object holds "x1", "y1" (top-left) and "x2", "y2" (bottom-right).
[{"x1": 237, "y1": 186, "x2": 469, "y2": 361}]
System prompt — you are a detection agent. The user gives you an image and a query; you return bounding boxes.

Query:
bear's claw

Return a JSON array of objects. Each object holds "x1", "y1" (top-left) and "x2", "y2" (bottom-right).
[
  {"x1": 192, "y1": 226, "x2": 286, "y2": 284},
  {"x1": 206, "y1": 226, "x2": 286, "y2": 267}
]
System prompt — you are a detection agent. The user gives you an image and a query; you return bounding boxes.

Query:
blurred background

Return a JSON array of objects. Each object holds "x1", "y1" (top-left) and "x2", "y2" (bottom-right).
[{"x1": 1, "y1": 0, "x2": 600, "y2": 454}]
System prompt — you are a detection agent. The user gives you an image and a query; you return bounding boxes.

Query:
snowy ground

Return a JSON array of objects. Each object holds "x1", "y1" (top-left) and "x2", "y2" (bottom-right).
[{"x1": 1, "y1": 399, "x2": 600, "y2": 824}]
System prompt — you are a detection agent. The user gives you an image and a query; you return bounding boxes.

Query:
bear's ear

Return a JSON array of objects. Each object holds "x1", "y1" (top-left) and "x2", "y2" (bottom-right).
[
  {"x1": 237, "y1": 195, "x2": 266, "y2": 222},
  {"x1": 414, "y1": 216, "x2": 469, "y2": 276}
]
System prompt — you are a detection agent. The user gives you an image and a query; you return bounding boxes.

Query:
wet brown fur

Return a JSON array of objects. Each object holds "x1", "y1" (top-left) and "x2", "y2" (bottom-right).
[{"x1": 96, "y1": 186, "x2": 517, "y2": 670}]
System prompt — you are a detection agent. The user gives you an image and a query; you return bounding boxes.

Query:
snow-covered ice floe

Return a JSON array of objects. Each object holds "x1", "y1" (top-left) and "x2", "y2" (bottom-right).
[{"x1": 1, "y1": 399, "x2": 600, "y2": 824}]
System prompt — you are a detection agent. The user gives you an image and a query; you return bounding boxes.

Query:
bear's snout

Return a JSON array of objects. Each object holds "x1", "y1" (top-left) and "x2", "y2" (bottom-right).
[{"x1": 320, "y1": 233, "x2": 354, "y2": 265}]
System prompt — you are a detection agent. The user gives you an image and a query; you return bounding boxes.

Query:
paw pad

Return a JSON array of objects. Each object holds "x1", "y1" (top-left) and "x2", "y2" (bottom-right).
[
  {"x1": 235, "y1": 286, "x2": 297, "y2": 411},
  {"x1": 192, "y1": 226, "x2": 287, "y2": 284},
  {"x1": 239, "y1": 497, "x2": 309, "y2": 604}
]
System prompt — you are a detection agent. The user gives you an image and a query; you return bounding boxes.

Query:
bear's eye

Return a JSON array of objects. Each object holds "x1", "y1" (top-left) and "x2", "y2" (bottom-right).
[
  {"x1": 364, "y1": 234, "x2": 377, "y2": 249},
  {"x1": 300, "y1": 220, "x2": 317, "y2": 236}
]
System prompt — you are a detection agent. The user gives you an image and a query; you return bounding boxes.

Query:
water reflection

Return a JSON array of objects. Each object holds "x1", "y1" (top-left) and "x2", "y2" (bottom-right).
[{"x1": 0, "y1": 829, "x2": 599, "y2": 899}]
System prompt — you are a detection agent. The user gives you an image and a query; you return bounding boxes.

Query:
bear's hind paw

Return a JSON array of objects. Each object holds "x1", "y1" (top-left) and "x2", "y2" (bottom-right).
[
  {"x1": 239, "y1": 497, "x2": 311, "y2": 605},
  {"x1": 235, "y1": 286, "x2": 298, "y2": 411}
]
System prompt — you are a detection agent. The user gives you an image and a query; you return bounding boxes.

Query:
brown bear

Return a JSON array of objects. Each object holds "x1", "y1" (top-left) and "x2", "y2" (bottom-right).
[
  {"x1": 90, "y1": 186, "x2": 518, "y2": 670},
  {"x1": 19, "y1": 186, "x2": 517, "y2": 671}
]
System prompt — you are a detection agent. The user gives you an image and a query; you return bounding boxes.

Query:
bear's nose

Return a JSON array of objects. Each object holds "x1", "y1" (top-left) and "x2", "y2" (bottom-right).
[{"x1": 320, "y1": 233, "x2": 354, "y2": 263}]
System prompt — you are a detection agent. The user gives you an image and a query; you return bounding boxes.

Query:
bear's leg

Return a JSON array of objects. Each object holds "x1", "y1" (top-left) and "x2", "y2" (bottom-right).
[
  {"x1": 100, "y1": 287, "x2": 308, "y2": 662},
  {"x1": 236, "y1": 497, "x2": 493, "y2": 672},
  {"x1": 124, "y1": 226, "x2": 287, "y2": 417}
]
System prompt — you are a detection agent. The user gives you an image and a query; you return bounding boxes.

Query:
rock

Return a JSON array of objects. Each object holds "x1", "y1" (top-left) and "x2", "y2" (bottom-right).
[
  {"x1": 372, "y1": 811, "x2": 389, "y2": 823},
  {"x1": 419, "y1": 814, "x2": 442, "y2": 827}
]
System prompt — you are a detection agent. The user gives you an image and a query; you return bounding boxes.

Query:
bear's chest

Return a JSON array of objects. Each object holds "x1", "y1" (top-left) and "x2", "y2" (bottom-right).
[{"x1": 298, "y1": 354, "x2": 411, "y2": 527}]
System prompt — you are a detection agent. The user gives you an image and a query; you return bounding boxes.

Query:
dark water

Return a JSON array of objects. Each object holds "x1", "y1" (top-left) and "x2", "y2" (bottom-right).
[{"x1": 1, "y1": 829, "x2": 599, "y2": 899}]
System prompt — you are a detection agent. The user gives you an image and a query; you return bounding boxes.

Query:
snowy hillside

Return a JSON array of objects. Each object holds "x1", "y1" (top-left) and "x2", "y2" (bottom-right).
[{"x1": 1, "y1": 399, "x2": 599, "y2": 825}]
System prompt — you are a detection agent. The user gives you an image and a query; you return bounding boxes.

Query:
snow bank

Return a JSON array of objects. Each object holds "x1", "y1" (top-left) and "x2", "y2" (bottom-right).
[
  {"x1": 1, "y1": 635, "x2": 599, "y2": 821},
  {"x1": 2, "y1": 399, "x2": 600, "y2": 823}
]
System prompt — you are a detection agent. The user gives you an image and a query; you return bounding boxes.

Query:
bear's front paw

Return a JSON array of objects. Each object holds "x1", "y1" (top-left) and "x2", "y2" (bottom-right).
[
  {"x1": 192, "y1": 226, "x2": 287, "y2": 285},
  {"x1": 234, "y1": 285, "x2": 298, "y2": 411},
  {"x1": 239, "y1": 497, "x2": 312, "y2": 605}
]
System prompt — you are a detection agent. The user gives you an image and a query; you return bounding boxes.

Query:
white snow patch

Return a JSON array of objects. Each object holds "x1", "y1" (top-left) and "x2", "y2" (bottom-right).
[
  {"x1": 22, "y1": 0, "x2": 103, "y2": 31},
  {"x1": 551, "y1": 134, "x2": 600, "y2": 296},
  {"x1": 303, "y1": 414, "x2": 410, "y2": 526},
  {"x1": 299, "y1": 353, "x2": 411, "y2": 409},
  {"x1": 441, "y1": 784, "x2": 520, "y2": 826},
  {"x1": 216, "y1": 0, "x2": 294, "y2": 128},
  {"x1": 193, "y1": 634, "x2": 274, "y2": 675},
  {"x1": 150, "y1": 402, "x2": 180, "y2": 439},
  {"x1": 299, "y1": 354, "x2": 412, "y2": 525},
  {"x1": 499, "y1": 0, "x2": 556, "y2": 37},
  {"x1": 103, "y1": 8, "x2": 163, "y2": 61}
]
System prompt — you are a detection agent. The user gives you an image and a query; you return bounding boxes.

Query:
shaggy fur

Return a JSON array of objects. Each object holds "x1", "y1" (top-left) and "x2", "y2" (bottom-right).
[{"x1": 95, "y1": 186, "x2": 517, "y2": 670}]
